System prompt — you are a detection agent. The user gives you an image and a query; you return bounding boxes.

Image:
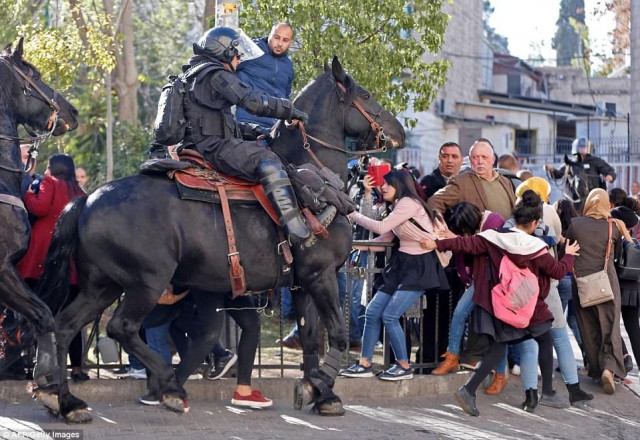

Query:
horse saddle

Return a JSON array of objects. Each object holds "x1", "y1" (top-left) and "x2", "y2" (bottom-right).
[
  {"x1": 165, "y1": 149, "x2": 330, "y2": 240},
  {"x1": 168, "y1": 149, "x2": 280, "y2": 223}
]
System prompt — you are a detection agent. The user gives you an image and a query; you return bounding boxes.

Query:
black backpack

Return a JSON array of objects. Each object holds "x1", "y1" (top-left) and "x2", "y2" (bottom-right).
[{"x1": 152, "y1": 62, "x2": 218, "y2": 146}]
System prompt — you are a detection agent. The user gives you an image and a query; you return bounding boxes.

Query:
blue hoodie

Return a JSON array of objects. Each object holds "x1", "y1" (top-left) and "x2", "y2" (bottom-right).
[{"x1": 236, "y1": 37, "x2": 294, "y2": 130}]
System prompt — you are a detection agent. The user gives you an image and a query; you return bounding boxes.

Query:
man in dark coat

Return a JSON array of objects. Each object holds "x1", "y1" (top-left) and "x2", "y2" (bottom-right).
[
  {"x1": 545, "y1": 137, "x2": 616, "y2": 190},
  {"x1": 420, "y1": 142, "x2": 463, "y2": 200},
  {"x1": 182, "y1": 26, "x2": 310, "y2": 245},
  {"x1": 236, "y1": 23, "x2": 294, "y2": 137}
]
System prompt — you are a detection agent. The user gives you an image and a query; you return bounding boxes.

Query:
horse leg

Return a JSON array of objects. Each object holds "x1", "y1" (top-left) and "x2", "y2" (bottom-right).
[
  {"x1": 0, "y1": 269, "x2": 60, "y2": 396},
  {"x1": 39, "y1": 284, "x2": 121, "y2": 424},
  {"x1": 291, "y1": 290, "x2": 322, "y2": 409},
  {"x1": 174, "y1": 290, "x2": 225, "y2": 386},
  {"x1": 107, "y1": 287, "x2": 188, "y2": 414},
  {"x1": 295, "y1": 270, "x2": 348, "y2": 416}
]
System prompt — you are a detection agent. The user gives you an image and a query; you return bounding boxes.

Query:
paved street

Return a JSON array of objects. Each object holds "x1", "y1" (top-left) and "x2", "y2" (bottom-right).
[{"x1": 1, "y1": 370, "x2": 639, "y2": 440}]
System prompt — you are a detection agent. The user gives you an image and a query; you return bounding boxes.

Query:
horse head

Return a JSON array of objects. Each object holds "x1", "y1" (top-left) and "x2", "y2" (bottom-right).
[
  {"x1": 323, "y1": 56, "x2": 404, "y2": 152},
  {"x1": 281, "y1": 57, "x2": 404, "y2": 181},
  {"x1": 563, "y1": 154, "x2": 590, "y2": 207},
  {"x1": 1, "y1": 37, "x2": 78, "y2": 136}
]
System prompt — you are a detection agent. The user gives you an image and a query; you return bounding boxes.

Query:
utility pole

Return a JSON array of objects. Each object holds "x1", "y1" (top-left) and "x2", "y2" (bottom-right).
[{"x1": 215, "y1": 1, "x2": 239, "y2": 28}]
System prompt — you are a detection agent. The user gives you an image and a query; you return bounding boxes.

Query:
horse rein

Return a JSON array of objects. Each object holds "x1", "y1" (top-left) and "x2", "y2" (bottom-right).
[
  {"x1": 0, "y1": 57, "x2": 60, "y2": 174},
  {"x1": 545, "y1": 167, "x2": 583, "y2": 203},
  {"x1": 294, "y1": 81, "x2": 389, "y2": 169}
]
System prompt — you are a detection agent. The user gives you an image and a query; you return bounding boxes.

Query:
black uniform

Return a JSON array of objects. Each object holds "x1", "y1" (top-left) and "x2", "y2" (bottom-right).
[
  {"x1": 183, "y1": 56, "x2": 294, "y2": 182},
  {"x1": 549, "y1": 153, "x2": 616, "y2": 190}
]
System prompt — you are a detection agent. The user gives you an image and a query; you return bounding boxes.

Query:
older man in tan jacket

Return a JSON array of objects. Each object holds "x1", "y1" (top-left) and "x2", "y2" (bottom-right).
[{"x1": 427, "y1": 138, "x2": 515, "y2": 219}]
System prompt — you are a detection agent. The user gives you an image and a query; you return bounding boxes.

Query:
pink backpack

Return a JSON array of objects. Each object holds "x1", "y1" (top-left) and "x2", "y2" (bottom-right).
[{"x1": 491, "y1": 255, "x2": 540, "y2": 328}]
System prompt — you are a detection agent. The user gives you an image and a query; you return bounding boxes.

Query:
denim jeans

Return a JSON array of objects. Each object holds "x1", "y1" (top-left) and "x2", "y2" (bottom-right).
[
  {"x1": 518, "y1": 326, "x2": 578, "y2": 388},
  {"x1": 448, "y1": 284, "x2": 475, "y2": 355},
  {"x1": 361, "y1": 289, "x2": 424, "y2": 363},
  {"x1": 145, "y1": 323, "x2": 173, "y2": 366},
  {"x1": 557, "y1": 274, "x2": 583, "y2": 346}
]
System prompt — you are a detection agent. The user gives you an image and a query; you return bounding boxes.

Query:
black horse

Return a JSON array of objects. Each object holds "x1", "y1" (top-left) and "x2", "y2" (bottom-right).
[
  {"x1": 0, "y1": 39, "x2": 78, "y2": 382},
  {"x1": 560, "y1": 154, "x2": 600, "y2": 213},
  {"x1": 35, "y1": 57, "x2": 405, "y2": 423}
]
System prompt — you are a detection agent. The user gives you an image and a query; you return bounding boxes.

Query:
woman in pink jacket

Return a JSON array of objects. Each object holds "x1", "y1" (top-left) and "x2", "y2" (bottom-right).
[{"x1": 339, "y1": 170, "x2": 450, "y2": 381}]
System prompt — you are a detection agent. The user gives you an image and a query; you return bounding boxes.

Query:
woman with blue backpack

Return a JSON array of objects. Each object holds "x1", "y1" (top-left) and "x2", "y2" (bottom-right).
[{"x1": 421, "y1": 190, "x2": 580, "y2": 417}]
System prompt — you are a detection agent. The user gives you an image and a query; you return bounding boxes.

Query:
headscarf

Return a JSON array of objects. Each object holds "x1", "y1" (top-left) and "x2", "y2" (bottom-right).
[
  {"x1": 515, "y1": 177, "x2": 551, "y2": 203},
  {"x1": 583, "y1": 188, "x2": 611, "y2": 219},
  {"x1": 583, "y1": 188, "x2": 633, "y2": 241}
]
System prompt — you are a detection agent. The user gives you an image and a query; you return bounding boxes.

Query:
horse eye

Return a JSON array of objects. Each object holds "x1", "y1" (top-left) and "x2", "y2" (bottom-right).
[{"x1": 362, "y1": 94, "x2": 370, "y2": 100}]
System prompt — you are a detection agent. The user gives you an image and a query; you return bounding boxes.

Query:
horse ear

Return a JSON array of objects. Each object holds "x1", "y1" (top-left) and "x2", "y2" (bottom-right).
[
  {"x1": 564, "y1": 154, "x2": 571, "y2": 165},
  {"x1": 331, "y1": 56, "x2": 347, "y2": 84},
  {"x1": 2, "y1": 43, "x2": 12, "y2": 57},
  {"x1": 12, "y1": 37, "x2": 24, "y2": 62}
]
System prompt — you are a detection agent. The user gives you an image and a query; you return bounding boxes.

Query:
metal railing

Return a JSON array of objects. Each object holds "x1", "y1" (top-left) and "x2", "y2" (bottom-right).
[{"x1": 50, "y1": 240, "x2": 456, "y2": 378}]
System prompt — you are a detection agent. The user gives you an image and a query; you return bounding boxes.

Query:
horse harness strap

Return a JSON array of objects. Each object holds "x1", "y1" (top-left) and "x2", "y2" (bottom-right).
[
  {"x1": 0, "y1": 194, "x2": 25, "y2": 210},
  {"x1": 216, "y1": 183, "x2": 247, "y2": 298}
]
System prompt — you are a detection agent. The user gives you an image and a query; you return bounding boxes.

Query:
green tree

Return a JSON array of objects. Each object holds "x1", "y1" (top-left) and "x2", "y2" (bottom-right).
[
  {"x1": 552, "y1": 0, "x2": 586, "y2": 66},
  {"x1": 239, "y1": 0, "x2": 450, "y2": 125},
  {"x1": 2, "y1": 0, "x2": 451, "y2": 180}
]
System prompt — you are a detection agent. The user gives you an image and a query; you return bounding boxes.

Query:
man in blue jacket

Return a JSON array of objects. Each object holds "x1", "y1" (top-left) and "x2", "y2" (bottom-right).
[{"x1": 236, "y1": 23, "x2": 295, "y2": 138}]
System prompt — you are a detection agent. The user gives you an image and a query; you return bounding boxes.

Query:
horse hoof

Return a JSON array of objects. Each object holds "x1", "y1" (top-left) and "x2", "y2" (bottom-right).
[
  {"x1": 314, "y1": 397, "x2": 345, "y2": 417},
  {"x1": 162, "y1": 396, "x2": 189, "y2": 413},
  {"x1": 32, "y1": 389, "x2": 59, "y2": 417},
  {"x1": 294, "y1": 379, "x2": 315, "y2": 410},
  {"x1": 64, "y1": 408, "x2": 93, "y2": 424}
]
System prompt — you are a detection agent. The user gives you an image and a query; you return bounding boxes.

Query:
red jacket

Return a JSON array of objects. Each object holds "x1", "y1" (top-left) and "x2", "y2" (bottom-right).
[
  {"x1": 436, "y1": 231, "x2": 574, "y2": 326},
  {"x1": 18, "y1": 175, "x2": 84, "y2": 283}
]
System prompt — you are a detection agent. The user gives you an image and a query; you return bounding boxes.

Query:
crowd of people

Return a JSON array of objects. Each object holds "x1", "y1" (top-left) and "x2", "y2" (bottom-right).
[
  {"x1": 2, "y1": 22, "x2": 638, "y2": 419},
  {"x1": 335, "y1": 136, "x2": 639, "y2": 418}
]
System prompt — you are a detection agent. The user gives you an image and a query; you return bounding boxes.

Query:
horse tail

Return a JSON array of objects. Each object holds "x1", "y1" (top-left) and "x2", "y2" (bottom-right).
[{"x1": 37, "y1": 195, "x2": 88, "y2": 314}]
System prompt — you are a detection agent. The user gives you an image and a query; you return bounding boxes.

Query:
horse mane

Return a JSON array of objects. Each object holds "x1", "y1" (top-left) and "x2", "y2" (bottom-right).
[{"x1": 293, "y1": 70, "x2": 356, "y2": 110}]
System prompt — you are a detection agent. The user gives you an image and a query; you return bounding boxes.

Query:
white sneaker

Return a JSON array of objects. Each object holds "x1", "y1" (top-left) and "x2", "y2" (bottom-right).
[
  {"x1": 114, "y1": 367, "x2": 147, "y2": 380},
  {"x1": 511, "y1": 365, "x2": 521, "y2": 376}
]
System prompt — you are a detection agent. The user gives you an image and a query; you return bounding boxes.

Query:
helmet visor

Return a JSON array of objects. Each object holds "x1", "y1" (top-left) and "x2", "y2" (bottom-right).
[{"x1": 233, "y1": 30, "x2": 264, "y2": 62}]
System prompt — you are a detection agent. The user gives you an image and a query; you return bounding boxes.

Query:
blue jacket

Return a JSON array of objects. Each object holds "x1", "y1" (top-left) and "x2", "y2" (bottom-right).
[{"x1": 236, "y1": 37, "x2": 294, "y2": 130}]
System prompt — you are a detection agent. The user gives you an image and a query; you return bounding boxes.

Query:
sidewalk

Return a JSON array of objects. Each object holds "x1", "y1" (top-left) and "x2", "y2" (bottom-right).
[{"x1": 0, "y1": 371, "x2": 469, "y2": 404}]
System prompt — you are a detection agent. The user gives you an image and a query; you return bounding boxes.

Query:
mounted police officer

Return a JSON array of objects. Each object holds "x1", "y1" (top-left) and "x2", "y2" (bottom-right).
[
  {"x1": 183, "y1": 26, "x2": 311, "y2": 245},
  {"x1": 545, "y1": 137, "x2": 616, "y2": 190}
]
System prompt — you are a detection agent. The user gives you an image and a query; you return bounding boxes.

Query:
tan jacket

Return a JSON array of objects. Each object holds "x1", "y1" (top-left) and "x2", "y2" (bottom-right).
[{"x1": 426, "y1": 171, "x2": 515, "y2": 218}]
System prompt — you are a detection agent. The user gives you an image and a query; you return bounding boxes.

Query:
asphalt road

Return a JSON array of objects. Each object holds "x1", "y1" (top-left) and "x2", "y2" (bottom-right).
[{"x1": 1, "y1": 370, "x2": 639, "y2": 440}]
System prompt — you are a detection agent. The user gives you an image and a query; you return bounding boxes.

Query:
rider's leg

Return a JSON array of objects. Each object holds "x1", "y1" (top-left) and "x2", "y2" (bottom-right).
[{"x1": 258, "y1": 159, "x2": 311, "y2": 245}]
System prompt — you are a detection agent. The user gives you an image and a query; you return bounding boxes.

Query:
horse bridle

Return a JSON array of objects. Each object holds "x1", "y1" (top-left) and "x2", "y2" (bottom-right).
[
  {"x1": 0, "y1": 57, "x2": 60, "y2": 174},
  {"x1": 295, "y1": 81, "x2": 388, "y2": 169},
  {"x1": 546, "y1": 166, "x2": 584, "y2": 204}
]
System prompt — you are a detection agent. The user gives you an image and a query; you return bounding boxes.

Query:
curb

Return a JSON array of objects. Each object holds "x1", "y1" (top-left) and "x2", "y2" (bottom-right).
[{"x1": 0, "y1": 371, "x2": 470, "y2": 403}]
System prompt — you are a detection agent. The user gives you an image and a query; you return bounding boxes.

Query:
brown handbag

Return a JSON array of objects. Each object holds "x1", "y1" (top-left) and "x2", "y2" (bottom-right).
[{"x1": 575, "y1": 219, "x2": 615, "y2": 307}]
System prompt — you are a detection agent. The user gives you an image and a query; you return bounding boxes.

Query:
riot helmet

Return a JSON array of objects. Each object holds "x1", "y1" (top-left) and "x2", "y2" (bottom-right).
[
  {"x1": 571, "y1": 137, "x2": 593, "y2": 155},
  {"x1": 193, "y1": 27, "x2": 263, "y2": 64}
]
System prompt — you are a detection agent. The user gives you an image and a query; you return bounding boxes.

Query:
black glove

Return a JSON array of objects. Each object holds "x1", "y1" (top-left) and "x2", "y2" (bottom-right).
[{"x1": 290, "y1": 107, "x2": 309, "y2": 124}]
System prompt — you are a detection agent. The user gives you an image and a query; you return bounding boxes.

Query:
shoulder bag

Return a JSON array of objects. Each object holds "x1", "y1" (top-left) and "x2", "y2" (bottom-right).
[{"x1": 575, "y1": 219, "x2": 615, "y2": 307}]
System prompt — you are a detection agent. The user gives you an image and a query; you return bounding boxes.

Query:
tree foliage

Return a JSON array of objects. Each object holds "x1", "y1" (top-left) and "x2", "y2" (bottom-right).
[
  {"x1": 1, "y1": 0, "x2": 451, "y2": 182},
  {"x1": 482, "y1": 0, "x2": 509, "y2": 54},
  {"x1": 552, "y1": 0, "x2": 586, "y2": 67},
  {"x1": 239, "y1": 0, "x2": 450, "y2": 121}
]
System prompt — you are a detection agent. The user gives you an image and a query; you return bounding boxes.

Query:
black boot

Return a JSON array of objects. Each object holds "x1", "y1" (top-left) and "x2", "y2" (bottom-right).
[
  {"x1": 521, "y1": 388, "x2": 539, "y2": 413},
  {"x1": 566, "y1": 382, "x2": 594, "y2": 405},
  {"x1": 454, "y1": 386, "x2": 479, "y2": 416},
  {"x1": 261, "y1": 170, "x2": 311, "y2": 246}
]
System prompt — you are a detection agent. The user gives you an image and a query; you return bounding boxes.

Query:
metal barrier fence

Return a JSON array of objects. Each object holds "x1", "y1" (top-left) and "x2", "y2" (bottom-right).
[
  {"x1": 516, "y1": 136, "x2": 640, "y2": 164},
  {"x1": 55, "y1": 240, "x2": 459, "y2": 378}
]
